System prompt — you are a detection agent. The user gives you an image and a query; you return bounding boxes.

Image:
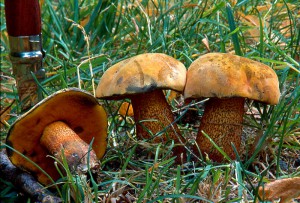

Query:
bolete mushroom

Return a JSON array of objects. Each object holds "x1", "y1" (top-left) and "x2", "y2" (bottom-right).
[
  {"x1": 96, "y1": 53, "x2": 186, "y2": 159},
  {"x1": 184, "y1": 53, "x2": 280, "y2": 162},
  {"x1": 6, "y1": 88, "x2": 107, "y2": 185}
]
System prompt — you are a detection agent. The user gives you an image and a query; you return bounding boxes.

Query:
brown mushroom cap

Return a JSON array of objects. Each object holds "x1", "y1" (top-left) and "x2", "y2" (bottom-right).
[
  {"x1": 96, "y1": 53, "x2": 187, "y2": 99},
  {"x1": 6, "y1": 88, "x2": 107, "y2": 185},
  {"x1": 184, "y1": 53, "x2": 280, "y2": 104}
]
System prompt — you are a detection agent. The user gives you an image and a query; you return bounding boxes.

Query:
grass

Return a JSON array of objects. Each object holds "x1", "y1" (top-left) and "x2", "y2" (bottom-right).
[{"x1": 1, "y1": 0, "x2": 299, "y2": 202}]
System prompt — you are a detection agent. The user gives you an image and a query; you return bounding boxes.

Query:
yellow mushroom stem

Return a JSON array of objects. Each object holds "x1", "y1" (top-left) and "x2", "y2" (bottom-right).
[
  {"x1": 130, "y1": 89, "x2": 186, "y2": 160},
  {"x1": 40, "y1": 121, "x2": 99, "y2": 173},
  {"x1": 194, "y1": 97, "x2": 245, "y2": 162}
]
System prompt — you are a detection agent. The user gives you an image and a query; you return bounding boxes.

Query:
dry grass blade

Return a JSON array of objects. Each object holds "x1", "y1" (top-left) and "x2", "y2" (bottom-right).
[{"x1": 258, "y1": 177, "x2": 300, "y2": 203}]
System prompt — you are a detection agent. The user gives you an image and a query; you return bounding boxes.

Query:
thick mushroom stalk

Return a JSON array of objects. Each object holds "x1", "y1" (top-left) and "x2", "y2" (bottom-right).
[
  {"x1": 130, "y1": 90, "x2": 182, "y2": 142},
  {"x1": 40, "y1": 121, "x2": 99, "y2": 173},
  {"x1": 195, "y1": 97, "x2": 244, "y2": 162},
  {"x1": 131, "y1": 89, "x2": 185, "y2": 160}
]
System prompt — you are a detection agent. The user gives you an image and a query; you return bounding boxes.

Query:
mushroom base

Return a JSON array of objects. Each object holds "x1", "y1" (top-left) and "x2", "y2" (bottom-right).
[
  {"x1": 40, "y1": 121, "x2": 99, "y2": 173},
  {"x1": 194, "y1": 97, "x2": 244, "y2": 162},
  {"x1": 130, "y1": 89, "x2": 186, "y2": 162}
]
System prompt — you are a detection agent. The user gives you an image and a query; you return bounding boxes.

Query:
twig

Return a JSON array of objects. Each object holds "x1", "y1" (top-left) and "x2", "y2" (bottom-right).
[{"x1": 0, "y1": 149, "x2": 61, "y2": 202}]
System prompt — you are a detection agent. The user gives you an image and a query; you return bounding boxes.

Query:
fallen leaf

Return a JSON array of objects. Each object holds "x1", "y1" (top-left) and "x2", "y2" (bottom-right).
[
  {"x1": 258, "y1": 177, "x2": 300, "y2": 203},
  {"x1": 119, "y1": 102, "x2": 134, "y2": 117}
]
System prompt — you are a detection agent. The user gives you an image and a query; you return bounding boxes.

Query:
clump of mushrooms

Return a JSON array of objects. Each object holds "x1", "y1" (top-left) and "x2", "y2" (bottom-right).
[
  {"x1": 6, "y1": 88, "x2": 107, "y2": 185},
  {"x1": 96, "y1": 53, "x2": 187, "y2": 161},
  {"x1": 184, "y1": 53, "x2": 280, "y2": 162}
]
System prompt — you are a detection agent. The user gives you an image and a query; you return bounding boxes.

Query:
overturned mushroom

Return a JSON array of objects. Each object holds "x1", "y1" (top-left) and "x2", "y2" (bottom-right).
[
  {"x1": 6, "y1": 88, "x2": 107, "y2": 185},
  {"x1": 96, "y1": 53, "x2": 186, "y2": 159},
  {"x1": 184, "y1": 53, "x2": 280, "y2": 162}
]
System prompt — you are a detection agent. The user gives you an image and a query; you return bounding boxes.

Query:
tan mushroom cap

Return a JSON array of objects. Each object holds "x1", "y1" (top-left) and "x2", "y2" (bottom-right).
[
  {"x1": 184, "y1": 53, "x2": 280, "y2": 104},
  {"x1": 96, "y1": 53, "x2": 187, "y2": 99},
  {"x1": 6, "y1": 88, "x2": 107, "y2": 185}
]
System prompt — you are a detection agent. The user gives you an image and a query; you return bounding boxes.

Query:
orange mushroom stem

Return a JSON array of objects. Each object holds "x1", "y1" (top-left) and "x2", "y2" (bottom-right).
[
  {"x1": 130, "y1": 89, "x2": 186, "y2": 160},
  {"x1": 130, "y1": 89, "x2": 181, "y2": 142},
  {"x1": 40, "y1": 121, "x2": 99, "y2": 173},
  {"x1": 195, "y1": 97, "x2": 245, "y2": 162}
]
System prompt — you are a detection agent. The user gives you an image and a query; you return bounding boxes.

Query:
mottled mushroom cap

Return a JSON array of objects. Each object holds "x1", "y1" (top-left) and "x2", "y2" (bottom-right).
[
  {"x1": 96, "y1": 53, "x2": 186, "y2": 99},
  {"x1": 184, "y1": 53, "x2": 280, "y2": 104},
  {"x1": 6, "y1": 88, "x2": 107, "y2": 185}
]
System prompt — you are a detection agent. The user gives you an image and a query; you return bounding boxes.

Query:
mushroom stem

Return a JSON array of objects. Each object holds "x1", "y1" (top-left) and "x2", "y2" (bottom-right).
[
  {"x1": 194, "y1": 97, "x2": 245, "y2": 162},
  {"x1": 40, "y1": 121, "x2": 99, "y2": 173},
  {"x1": 130, "y1": 89, "x2": 185, "y2": 159}
]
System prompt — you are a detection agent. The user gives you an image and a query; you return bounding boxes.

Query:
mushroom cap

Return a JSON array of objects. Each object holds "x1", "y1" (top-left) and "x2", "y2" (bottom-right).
[
  {"x1": 96, "y1": 53, "x2": 187, "y2": 99},
  {"x1": 184, "y1": 53, "x2": 280, "y2": 104},
  {"x1": 6, "y1": 88, "x2": 107, "y2": 185}
]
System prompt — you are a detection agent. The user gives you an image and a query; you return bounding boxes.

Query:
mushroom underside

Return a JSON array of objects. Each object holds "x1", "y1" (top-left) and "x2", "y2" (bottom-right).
[{"x1": 6, "y1": 88, "x2": 107, "y2": 185}]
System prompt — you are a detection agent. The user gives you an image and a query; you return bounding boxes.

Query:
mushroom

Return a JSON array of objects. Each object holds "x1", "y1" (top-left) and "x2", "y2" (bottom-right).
[
  {"x1": 184, "y1": 53, "x2": 280, "y2": 162},
  {"x1": 6, "y1": 88, "x2": 107, "y2": 185},
  {"x1": 96, "y1": 53, "x2": 186, "y2": 159}
]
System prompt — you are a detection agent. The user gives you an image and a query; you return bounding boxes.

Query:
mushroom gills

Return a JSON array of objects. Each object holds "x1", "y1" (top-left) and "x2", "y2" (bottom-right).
[
  {"x1": 195, "y1": 97, "x2": 245, "y2": 162},
  {"x1": 40, "y1": 121, "x2": 99, "y2": 173}
]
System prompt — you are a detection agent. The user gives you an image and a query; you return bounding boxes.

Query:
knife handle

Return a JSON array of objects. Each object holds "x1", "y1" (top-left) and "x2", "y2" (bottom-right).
[
  {"x1": 5, "y1": 0, "x2": 41, "y2": 36},
  {"x1": 5, "y1": 0, "x2": 45, "y2": 110}
]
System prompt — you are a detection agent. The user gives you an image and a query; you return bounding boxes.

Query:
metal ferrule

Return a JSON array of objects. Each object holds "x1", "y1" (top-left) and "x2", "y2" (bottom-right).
[
  {"x1": 8, "y1": 34, "x2": 46, "y2": 109},
  {"x1": 9, "y1": 34, "x2": 45, "y2": 80}
]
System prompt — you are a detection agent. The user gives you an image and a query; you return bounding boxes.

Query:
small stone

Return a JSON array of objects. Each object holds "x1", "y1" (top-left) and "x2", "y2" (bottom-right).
[{"x1": 279, "y1": 159, "x2": 288, "y2": 171}]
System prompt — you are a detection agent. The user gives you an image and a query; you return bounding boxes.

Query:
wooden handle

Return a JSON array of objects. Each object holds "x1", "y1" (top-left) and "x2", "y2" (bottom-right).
[{"x1": 5, "y1": 0, "x2": 41, "y2": 36}]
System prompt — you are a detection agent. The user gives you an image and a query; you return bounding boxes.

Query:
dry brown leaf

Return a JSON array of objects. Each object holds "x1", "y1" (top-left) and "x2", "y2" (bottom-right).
[
  {"x1": 258, "y1": 177, "x2": 300, "y2": 203},
  {"x1": 238, "y1": 12, "x2": 269, "y2": 43},
  {"x1": 148, "y1": 162, "x2": 159, "y2": 172},
  {"x1": 119, "y1": 102, "x2": 134, "y2": 117},
  {"x1": 257, "y1": 3, "x2": 297, "y2": 13},
  {"x1": 80, "y1": 16, "x2": 90, "y2": 27}
]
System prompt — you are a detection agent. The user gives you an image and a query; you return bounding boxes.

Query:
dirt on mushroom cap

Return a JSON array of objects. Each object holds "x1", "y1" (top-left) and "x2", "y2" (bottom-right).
[
  {"x1": 184, "y1": 53, "x2": 280, "y2": 105},
  {"x1": 6, "y1": 88, "x2": 107, "y2": 185},
  {"x1": 96, "y1": 53, "x2": 187, "y2": 99}
]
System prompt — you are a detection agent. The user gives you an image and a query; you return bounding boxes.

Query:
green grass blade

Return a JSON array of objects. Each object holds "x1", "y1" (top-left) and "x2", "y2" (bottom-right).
[{"x1": 226, "y1": 3, "x2": 242, "y2": 56}]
